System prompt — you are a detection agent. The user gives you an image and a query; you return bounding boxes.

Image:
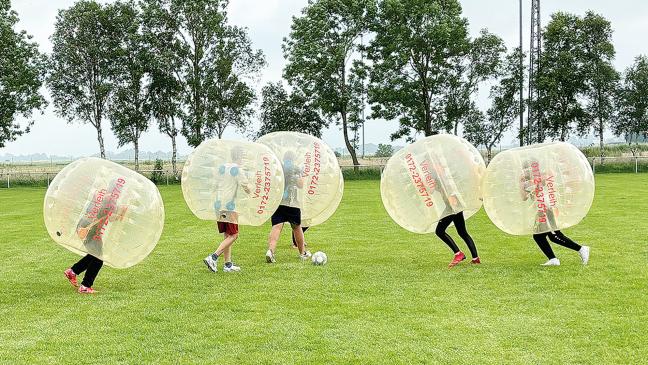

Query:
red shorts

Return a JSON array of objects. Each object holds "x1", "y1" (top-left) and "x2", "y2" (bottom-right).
[{"x1": 217, "y1": 222, "x2": 239, "y2": 235}]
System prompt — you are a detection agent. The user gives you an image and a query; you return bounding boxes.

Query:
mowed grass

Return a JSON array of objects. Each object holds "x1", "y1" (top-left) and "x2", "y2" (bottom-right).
[{"x1": 0, "y1": 175, "x2": 647, "y2": 364}]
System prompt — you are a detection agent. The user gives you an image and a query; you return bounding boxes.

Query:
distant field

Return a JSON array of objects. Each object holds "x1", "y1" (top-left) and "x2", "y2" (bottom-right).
[{"x1": 0, "y1": 175, "x2": 647, "y2": 364}]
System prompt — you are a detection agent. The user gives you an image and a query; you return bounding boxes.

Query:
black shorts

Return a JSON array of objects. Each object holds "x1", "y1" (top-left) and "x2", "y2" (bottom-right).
[{"x1": 271, "y1": 205, "x2": 301, "y2": 226}]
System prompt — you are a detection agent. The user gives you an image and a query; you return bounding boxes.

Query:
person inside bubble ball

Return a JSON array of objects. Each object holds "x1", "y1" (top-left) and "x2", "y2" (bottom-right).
[
  {"x1": 265, "y1": 150, "x2": 311, "y2": 263},
  {"x1": 203, "y1": 146, "x2": 251, "y2": 273},
  {"x1": 426, "y1": 159, "x2": 481, "y2": 268},
  {"x1": 63, "y1": 178, "x2": 128, "y2": 294},
  {"x1": 519, "y1": 159, "x2": 590, "y2": 266}
]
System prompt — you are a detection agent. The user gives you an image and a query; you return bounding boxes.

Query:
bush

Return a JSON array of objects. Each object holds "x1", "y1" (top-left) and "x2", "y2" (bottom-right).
[
  {"x1": 374, "y1": 144, "x2": 394, "y2": 158},
  {"x1": 150, "y1": 159, "x2": 164, "y2": 184},
  {"x1": 342, "y1": 166, "x2": 382, "y2": 180}
]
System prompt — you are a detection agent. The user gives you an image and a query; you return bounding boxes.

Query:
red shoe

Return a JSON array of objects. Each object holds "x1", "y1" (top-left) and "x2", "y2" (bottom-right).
[
  {"x1": 448, "y1": 252, "x2": 466, "y2": 268},
  {"x1": 471, "y1": 257, "x2": 481, "y2": 264},
  {"x1": 64, "y1": 268, "x2": 78, "y2": 287},
  {"x1": 78, "y1": 285, "x2": 97, "y2": 294}
]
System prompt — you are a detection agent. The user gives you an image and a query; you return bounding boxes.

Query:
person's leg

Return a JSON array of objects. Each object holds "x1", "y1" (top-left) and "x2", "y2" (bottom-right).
[
  {"x1": 533, "y1": 234, "x2": 556, "y2": 259},
  {"x1": 215, "y1": 233, "x2": 238, "y2": 258},
  {"x1": 435, "y1": 216, "x2": 460, "y2": 253},
  {"x1": 548, "y1": 231, "x2": 582, "y2": 252},
  {"x1": 222, "y1": 243, "x2": 232, "y2": 263},
  {"x1": 71, "y1": 254, "x2": 93, "y2": 275},
  {"x1": 267, "y1": 224, "x2": 283, "y2": 254},
  {"x1": 81, "y1": 256, "x2": 103, "y2": 288},
  {"x1": 291, "y1": 223, "x2": 306, "y2": 255},
  {"x1": 292, "y1": 226, "x2": 308, "y2": 247},
  {"x1": 452, "y1": 212, "x2": 478, "y2": 259}
]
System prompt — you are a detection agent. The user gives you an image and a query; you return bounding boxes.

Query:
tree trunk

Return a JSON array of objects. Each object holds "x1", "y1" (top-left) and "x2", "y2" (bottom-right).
[
  {"x1": 134, "y1": 139, "x2": 139, "y2": 172},
  {"x1": 487, "y1": 147, "x2": 492, "y2": 164},
  {"x1": 341, "y1": 110, "x2": 360, "y2": 171},
  {"x1": 599, "y1": 117, "x2": 604, "y2": 164},
  {"x1": 96, "y1": 124, "x2": 106, "y2": 159},
  {"x1": 454, "y1": 121, "x2": 459, "y2": 136},
  {"x1": 171, "y1": 132, "x2": 177, "y2": 178}
]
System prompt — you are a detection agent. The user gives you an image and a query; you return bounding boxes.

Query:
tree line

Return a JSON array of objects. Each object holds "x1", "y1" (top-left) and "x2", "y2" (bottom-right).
[{"x1": 2, "y1": 0, "x2": 648, "y2": 170}]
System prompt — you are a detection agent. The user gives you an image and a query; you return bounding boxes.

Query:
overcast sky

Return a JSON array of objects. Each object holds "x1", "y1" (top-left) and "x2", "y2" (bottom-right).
[{"x1": 3, "y1": 0, "x2": 648, "y2": 157}]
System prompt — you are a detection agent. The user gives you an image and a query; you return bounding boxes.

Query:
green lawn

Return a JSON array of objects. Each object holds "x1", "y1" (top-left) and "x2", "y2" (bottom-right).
[{"x1": 0, "y1": 175, "x2": 646, "y2": 364}]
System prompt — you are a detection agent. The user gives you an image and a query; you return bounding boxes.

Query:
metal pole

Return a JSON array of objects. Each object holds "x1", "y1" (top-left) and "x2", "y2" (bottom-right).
[
  {"x1": 636, "y1": 157, "x2": 638, "y2": 173},
  {"x1": 519, "y1": 0, "x2": 524, "y2": 146}
]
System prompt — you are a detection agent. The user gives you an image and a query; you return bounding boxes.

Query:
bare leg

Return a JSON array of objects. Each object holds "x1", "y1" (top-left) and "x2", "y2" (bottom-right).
[
  {"x1": 291, "y1": 223, "x2": 306, "y2": 255},
  {"x1": 267, "y1": 224, "x2": 283, "y2": 253},
  {"x1": 222, "y1": 244, "x2": 232, "y2": 263},
  {"x1": 214, "y1": 233, "x2": 238, "y2": 258}
]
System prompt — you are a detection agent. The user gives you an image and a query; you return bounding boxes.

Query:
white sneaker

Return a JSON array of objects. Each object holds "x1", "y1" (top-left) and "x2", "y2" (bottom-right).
[
  {"x1": 223, "y1": 263, "x2": 241, "y2": 272},
  {"x1": 203, "y1": 255, "x2": 218, "y2": 272},
  {"x1": 265, "y1": 250, "x2": 276, "y2": 263},
  {"x1": 541, "y1": 258, "x2": 560, "y2": 266},
  {"x1": 299, "y1": 250, "x2": 312, "y2": 261},
  {"x1": 579, "y1": 246, "x2": 590, "y2": 265}
]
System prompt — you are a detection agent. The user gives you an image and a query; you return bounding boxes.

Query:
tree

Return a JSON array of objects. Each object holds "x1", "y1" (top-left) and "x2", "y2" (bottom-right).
[
  {"x1": 141, "y1": 0, "x2": 183, "y2": 177},
  {"x1": 464, "y1": 48, "x2": 525, "y2": 161},
  {"x1": 109, "y1": 1, "x2": 151, "y2": 171},
  {"x1": 48, "y1": 0, "x2": 126, "y2": 158},
  {"x1": 258, "y1": 82, "x2": 326, "y2": 138},
  {"x1": 446, "y1": 29, "x2": 506, "y2": 135},
  {"x1": 283, "y1": 0, "x2": 375, "y2": 168},
  {"x1": 614, "y1": 56, "x2": 648, "y2": 156},
  {"x1": 367, "y1": 0, "x2": 470, "y2": 140},
  {"x1": 579, "y1": 12, "x2": 619, "y2": 160},
  {"x1": 374, "y1": 143, "x2": 394, "y2": 158},
  {"x1": 535, "y1": 12, "x2": 587, "y2": 142},
  {"x1": 141, "y1": 0, "x2": 265, "y2": 147},
  {"x1": 0, "y1": 0, "x2": 47, "y2": 147}
]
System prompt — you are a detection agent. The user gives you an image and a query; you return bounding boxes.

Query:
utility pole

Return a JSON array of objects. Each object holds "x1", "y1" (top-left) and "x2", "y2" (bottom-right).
[
  {"x1": 361, "y1": 33, "x2": 366, "y2": 159},
  {"x1": 519, "y1": 0, "x2": 524, "y2": 146},
  {"x1": 527, "y1": 0, "x2": 542, "y2": 144}
]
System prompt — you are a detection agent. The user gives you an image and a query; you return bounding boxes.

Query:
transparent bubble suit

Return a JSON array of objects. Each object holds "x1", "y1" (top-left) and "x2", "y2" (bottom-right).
[
  {"x1": 482, "y1": 142, "x2": 595, "y2": 235},
  {"x1": 381, "y1": 134, "x2": 486, "y2": 234},
  {"x1": 257, "y1": 132, "x2": 343, "y2": 226},
  {"x1": 182, "y1": 139, "x2": 284, "y2": 225},
  {"x1": 43, "y1": 157, "x2": 165, "y2": 268}
]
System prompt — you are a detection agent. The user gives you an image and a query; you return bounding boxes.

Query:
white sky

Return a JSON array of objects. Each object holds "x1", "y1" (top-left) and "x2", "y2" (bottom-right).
[{"x1": 3, "y1": 0, "x2": 648, "y2": 157}]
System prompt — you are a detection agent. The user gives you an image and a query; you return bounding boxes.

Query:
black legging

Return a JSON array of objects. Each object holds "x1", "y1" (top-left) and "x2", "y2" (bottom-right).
[
  {"x1": 71, "y1": 254, "x2": 103, "y2": 288},
  {"x1": 532, "y1": 230, "x2": 582, "y2": 260},
  {"x1": 435, "y1": 212, "x2": 478, "y2": 259}
]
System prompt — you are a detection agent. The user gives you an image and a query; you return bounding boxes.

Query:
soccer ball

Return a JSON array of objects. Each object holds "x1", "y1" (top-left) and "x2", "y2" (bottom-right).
[{"x1": 311, "y1": 251, "x2": 327, "y2": 265}]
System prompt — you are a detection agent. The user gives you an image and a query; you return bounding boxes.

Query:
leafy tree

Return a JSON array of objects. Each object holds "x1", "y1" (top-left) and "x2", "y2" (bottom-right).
[
  {"x1": 141, "y1": 0, "x2": 265, "y2": 147},
  {"x1": 258, "y1": 82, "x2": 326, "y2": 138},
  {"x1": 0, "y1": 0, "x2": 47, "y2": 147},
  {"x1": 367, "y1": 0, "x2": 470, "y2": 140},
  {"x1": 283, "y1": 0, "x2": 375, "y2": 168},
  {"x1": 535, "y1": 12, "x2": 587, "y2": 142},
  {"x1": 446, "y1": 29, "x2": 506, "y2": 135},
  {"x1": 374, "y1": 143, "x2": 394, "y2": 158},
  {"x1": 108, "y1": 1, "x2": 151, "y2": 171},
  {"x1": 141, "y1": 0, "x2": 182, "y2": 177},
  {"x1": 48, "y1": 0, "x2": 126, "y2": 158},
  {"x1": 614, "y1": 56, "x2": 648, "y2": 156},
  {"x1": 464, "y1": 48, "x2": 525, "y2": 161},
  {"x1": 578, "y1": 12, "x2": 619, "y2": 160}
]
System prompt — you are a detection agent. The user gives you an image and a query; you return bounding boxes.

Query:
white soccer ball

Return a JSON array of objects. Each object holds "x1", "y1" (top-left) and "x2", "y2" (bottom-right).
[{"x1": 311, "y1": 251, "x2": 328, "y2": 265}]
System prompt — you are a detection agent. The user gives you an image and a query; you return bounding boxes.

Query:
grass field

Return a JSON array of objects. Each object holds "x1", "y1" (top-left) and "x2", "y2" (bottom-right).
[{"x1": 1, "y1": 175, "x2": 647, "y2": 364}]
